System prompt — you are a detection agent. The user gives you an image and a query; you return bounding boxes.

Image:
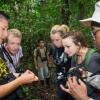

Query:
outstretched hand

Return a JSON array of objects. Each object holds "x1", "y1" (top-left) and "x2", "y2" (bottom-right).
[{"x1": 18, "y1": 70, "x2": 38, "y2": 85}]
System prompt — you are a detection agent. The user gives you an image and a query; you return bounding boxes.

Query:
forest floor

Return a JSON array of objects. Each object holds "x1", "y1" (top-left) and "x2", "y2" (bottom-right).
[
  {"x1": 21, "y1": 80, "x2": 59, "y2": 100},
  {"x1": 20, "y1": 64, "x2": 58, "y2": 100}
]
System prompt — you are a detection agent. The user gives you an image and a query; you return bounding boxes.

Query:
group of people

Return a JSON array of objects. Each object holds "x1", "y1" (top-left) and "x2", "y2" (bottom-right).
[
  {"x1": 36, "y1": 1, "x2": 100, "y2": 100},
  {"x1": 50, "y1": 1, "x2": 100, "y2": 100},
  {"x1": 0, "y1": 11, "x2": 38, "y2": 99},
  {"x1": 1, "y1": 1, "x2": 100, "y2": 100},
  {"x1": 34, "y1": 39, "x2": 50, "y2": 88}
]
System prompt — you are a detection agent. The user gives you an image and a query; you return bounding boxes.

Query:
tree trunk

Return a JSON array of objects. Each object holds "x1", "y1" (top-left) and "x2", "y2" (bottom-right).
[
  {"x1": 61, "y1": 0, "x2": 70, "y2": 25},
  {"x1": 78, "y1": 2, "x2": 85, "y2": 20}
]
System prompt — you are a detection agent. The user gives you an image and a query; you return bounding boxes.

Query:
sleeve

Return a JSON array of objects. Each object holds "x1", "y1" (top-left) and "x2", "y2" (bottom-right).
[
  {"x1": 87, "y1": 73, "x2": 100, "y2": 89},
  {"x1": 0, "y1": 58, "x2": 8, "y2": 79},
  {"x1": 88, "y1": 52, "x2": 100, "y2": 73},
  {"x1": 87, "y1": 52, "x2": 100, "y2": 89},
  {"x1": 33, "y1": 48, "x2": 37, "y2": 57},
  {"x1": 19, "y1": 46, "x2": 23, "y2": 58}
]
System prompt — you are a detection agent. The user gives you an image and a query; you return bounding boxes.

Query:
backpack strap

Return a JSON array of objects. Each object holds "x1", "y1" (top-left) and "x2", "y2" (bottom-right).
[
  {"x1": 44, "y1": 47, "x2": 47, "y2": 56},
  {"x1": 72, "y1": 49, "x2": 95, "y2": 70},
  {"x1": 84, "y1": 49, "x2": 96, "y2": 69},
  {"x1": 0, "y1": 45, "x2": 5, "y2": 61},
  {"x1": 1, "y1": 44, "x2": 16, "y2": 69},
  {"x1": 36, "y1": 47, "x2": 47, "y2": 60},
  {"x1": 36, "y1": 47, "x2": 40, "y2": 60}
]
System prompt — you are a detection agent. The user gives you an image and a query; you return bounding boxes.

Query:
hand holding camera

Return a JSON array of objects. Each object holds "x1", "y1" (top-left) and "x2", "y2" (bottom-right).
[{"x1": 62, "y1": 67, "x2": 87, "y2": 88}]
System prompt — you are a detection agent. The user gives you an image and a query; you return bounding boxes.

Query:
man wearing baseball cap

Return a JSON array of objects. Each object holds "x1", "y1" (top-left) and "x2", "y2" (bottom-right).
[{"x1": 61, "y1": 1, "x2": 100, "y2": 100}]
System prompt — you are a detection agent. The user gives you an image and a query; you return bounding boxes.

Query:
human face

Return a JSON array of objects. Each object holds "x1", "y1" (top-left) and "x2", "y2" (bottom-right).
[
  {"x1": 0, "y1": 19, "x2": 8, "y2": 40},
  {"x1": 6, "y1": 35, "x2": 21, "y2": 55},
  {"x1": 39, "y1": 40, "x2": 45, "y2": 48},
  {"x1": 92, "y1": 26, "x2": 100, "y2": 49},
  {"x1": 62, "y1": 37, "x2": 80, "y2": 57},
  {"x1": 50, "y1": 33, "x2": 62, "y2": 48}
]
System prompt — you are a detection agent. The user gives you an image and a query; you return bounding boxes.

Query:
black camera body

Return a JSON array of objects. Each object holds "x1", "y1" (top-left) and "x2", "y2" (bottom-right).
[
  {"x1": 63, "y1": 67, "x2": 85, "y2": 87},
  {"x1": 67, "y1": 67, "x2": 82, "y2": 80}
]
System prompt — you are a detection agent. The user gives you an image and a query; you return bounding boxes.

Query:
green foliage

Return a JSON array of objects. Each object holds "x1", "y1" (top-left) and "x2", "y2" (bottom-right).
[
  {"x1": 0, "y1": 0, "x2": 98, "y2": 99},
  {"x1": 0, "y1": 0, "x2": 97, "y2": 67}
]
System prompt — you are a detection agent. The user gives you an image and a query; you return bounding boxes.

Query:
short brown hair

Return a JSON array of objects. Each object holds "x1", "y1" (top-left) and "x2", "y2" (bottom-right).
[{"x1": 63, "y1": 30, "x2": 87, "y2": 47}]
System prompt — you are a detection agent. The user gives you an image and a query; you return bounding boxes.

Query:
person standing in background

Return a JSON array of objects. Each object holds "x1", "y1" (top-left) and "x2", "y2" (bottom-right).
[{"x1": 34, "y1": 39, "x2": 50, "y2": 88}]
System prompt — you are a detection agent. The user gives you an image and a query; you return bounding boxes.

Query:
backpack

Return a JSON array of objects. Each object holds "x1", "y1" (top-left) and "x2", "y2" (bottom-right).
[
  {"x1": 85, "y1": 49, "x2": 96, "y2": 69},
  {"x1": 73, "y1": 48, "x2": 96, "y2": 70},
  {"x1": 36, "y1": 47, "x2": 47, "y2": 62}
]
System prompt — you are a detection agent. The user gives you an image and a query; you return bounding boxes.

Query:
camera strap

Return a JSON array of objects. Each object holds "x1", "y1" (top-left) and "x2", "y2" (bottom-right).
[
  {"x1": 36, "y1": 47, "x2": 47, "y2": 62},
  {"x1": 1, "y1": 44, "x2": 16, "y2": 69}
]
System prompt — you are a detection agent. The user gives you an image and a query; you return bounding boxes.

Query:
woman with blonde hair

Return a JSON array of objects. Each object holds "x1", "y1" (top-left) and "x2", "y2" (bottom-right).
[{"x1": 49, "y1": 24, "x2": 73, "y2": 100}]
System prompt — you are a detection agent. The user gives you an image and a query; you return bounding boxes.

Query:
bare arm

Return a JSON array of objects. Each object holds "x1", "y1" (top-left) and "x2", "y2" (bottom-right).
[
  {"x1": 0, "y1": 77, "x2": 22, "y2": 98},
  {"x1": 0, "y1": 70, "x2": 38, "y2": 98}
]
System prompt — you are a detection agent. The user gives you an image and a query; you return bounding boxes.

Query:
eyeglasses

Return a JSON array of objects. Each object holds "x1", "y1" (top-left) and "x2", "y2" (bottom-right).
[
  {"x1": 93, "y1": 29, "x2": 100, "y2": 35},
  {"x1": 91, "y1": 27, "x2": 100, "y2": 35}
]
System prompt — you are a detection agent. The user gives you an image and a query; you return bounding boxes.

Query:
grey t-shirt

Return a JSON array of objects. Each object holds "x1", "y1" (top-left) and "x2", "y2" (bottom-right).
[
  {"x1": 71, "y1": 48, "x2": 100, "y2": 100},
  {"x1": 71, "y1": 49, "x2": 100, "y2": 73}
]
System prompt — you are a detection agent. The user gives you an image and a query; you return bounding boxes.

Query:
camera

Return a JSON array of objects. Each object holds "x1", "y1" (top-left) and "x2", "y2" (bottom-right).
[
  {"x1": 41, "y1": 57, "x2": 47, "y2": 62},
  {"x1": 63, "y1": 67, "x2": 87, "y2": 87},
  {"x1": 67, "y1": 67, "x2": 83, "y2": 80},
  {"x1": 57, "y1": 67, "x2": 87, "y2": 88}
]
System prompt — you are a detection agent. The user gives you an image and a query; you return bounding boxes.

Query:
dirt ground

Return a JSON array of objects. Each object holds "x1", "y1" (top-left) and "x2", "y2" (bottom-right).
[{"x1": 22, "y1": 81, "x2": 59, "y2": 100}]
